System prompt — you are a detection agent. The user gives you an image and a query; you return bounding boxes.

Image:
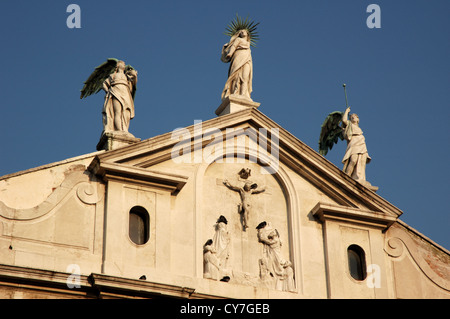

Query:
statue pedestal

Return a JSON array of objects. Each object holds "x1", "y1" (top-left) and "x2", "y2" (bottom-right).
[
  {"x1": 96, "y1": 131, "x2": 141, "y2": 151},
  {"x1": 360, "y1": 180, "x2": 379, "y2": 192},
  {"x1": 215, "y1": 95, "x2": 260, "y2": 116}
]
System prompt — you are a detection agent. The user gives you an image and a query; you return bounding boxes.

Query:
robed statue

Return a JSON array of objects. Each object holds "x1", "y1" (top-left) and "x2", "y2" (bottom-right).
[
  {"x1": 80, "y1": 58, "x2": 137, "y2": 134},
  {"x1": 256, "y1": 221, "x2": 295, "y2": 292},
  {"x1": 221, "y1": 15, "x2": 259, "y2": 101},
  {"x1": 319, "y1": 85, "x2": 376, "y2": 190}
]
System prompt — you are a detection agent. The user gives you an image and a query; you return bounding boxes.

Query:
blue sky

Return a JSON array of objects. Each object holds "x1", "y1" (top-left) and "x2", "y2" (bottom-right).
[{"x1": 0, "y1": 1, "x2": 449, "y2": 249}]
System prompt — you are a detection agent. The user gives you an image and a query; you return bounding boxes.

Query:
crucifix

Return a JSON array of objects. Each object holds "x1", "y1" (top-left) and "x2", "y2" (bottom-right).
[{"x1": 223, "y1": 178, "x2": 265, "y2": 230}]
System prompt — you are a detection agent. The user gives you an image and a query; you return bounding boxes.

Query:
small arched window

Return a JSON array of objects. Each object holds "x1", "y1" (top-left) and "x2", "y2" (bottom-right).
[
  {"x1": 129, "y1": 206, "x2": 149, "y2": 245},
  {"x1": 347, "y1": 245, "x2": 366, "y2": 281}
]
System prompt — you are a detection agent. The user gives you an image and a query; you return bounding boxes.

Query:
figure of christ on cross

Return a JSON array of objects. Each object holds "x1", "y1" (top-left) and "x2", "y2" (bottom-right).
[{"x1": 223, "y1": 179, "x2": 266, "y2": 230}]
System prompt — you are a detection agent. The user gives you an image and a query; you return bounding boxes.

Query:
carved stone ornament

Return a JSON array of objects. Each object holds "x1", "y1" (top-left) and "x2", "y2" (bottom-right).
[
  {"x1": 213, "y1": 215, "x2": 231, "y2": 269},
  {"x1": 223, "y1": 179, "x2": 265, "y2": 230},
  {"x1": 76, "y1": 182, "x2": 102, "y2": 205},
  {"x1": 202, "y1": 217, "x2": 296, "y2": 293},
  {"x1": 256, "y1": 221, "x2": 295, "y2": 292},
  {"x1": 384, "y1": 225, "x2": 450, "y2": 291},
  {"x1": 238, "y1": 168, "x2": 251, "y2": 179},
  {"x1": 203, "y1": 216, "x2": 232, "y2": 281},
  {"x1": 0, "y1": 167, "x2": 103, "y2": 222},
  {"x1": 203, "y1": 239, "x2": 221, "y2": 280}
]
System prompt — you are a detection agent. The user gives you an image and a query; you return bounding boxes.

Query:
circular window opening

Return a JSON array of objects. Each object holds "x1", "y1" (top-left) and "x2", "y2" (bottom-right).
[
  {"x1": 129, "y1": 206, "x2": 149, "y2": 245},
  {"x1": 347, "y1": 244, "x2": 367, "y2": 281}
]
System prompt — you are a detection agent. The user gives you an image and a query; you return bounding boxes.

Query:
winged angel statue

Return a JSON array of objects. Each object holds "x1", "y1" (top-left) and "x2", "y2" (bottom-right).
[
  {"x1": 319, "y1": 85, "x2": 372, "y2": 186},
  {"x1": 80, "y1": 58, "x2": 137, "y2": 134}
]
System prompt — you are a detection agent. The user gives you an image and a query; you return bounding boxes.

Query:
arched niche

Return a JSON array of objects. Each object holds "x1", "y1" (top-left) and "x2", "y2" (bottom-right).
[{"x1": 193, "y1": 145, "x2": 302, "y2": 293}]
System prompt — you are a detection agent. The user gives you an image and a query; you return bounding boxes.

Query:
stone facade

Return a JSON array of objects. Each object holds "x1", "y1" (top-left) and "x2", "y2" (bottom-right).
[{"x1": 0, "y1": 108, "x2": 449, "y2": 299}]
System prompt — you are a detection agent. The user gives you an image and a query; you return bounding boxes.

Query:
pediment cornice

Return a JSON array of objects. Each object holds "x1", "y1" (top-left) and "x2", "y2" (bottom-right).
[{"x1": 88, "y1": 109, "x2": 402, "y2": 218}]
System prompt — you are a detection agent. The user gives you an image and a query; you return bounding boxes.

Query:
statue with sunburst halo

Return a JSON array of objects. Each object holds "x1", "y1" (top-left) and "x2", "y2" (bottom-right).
[{"x1": 221, "y1": 14, "x2": 259, "y2": 101}]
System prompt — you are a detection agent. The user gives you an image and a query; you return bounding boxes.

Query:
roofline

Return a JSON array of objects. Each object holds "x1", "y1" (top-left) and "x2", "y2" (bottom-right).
[
  {"x1": 0, "y1": 150, "x2": 105, "y2": 181},
  {"x1": 91, "y1": 108, "x2": 403, "y2": 217},
  {"x1": 396, "y1": 219, "x2": 450, "y2": 255}
]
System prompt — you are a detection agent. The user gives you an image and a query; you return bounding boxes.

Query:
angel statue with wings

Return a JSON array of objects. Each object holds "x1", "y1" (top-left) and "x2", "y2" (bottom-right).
[
  {"x1": 80, "y1": 58, "x2": 137, "y2": 134},
  {"x1": 319, "y1": 85, "x2": 375, "y2": 189},
  {"x1": 221, "y1": 14, "x2": 259, "y2": 101}
]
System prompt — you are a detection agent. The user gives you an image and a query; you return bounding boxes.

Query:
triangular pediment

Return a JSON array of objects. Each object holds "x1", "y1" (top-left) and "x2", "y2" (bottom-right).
[{"x1": 88, "y1": 108, "x2": 402, "y2": 218}]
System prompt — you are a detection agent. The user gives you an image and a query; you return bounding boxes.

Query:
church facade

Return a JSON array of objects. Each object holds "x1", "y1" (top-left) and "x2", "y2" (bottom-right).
[{"x1": 0, "y1": 98, "x2": 449, "y2": 299}]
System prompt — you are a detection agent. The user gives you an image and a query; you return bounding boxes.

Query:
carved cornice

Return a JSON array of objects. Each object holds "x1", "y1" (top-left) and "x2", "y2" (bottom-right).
[
  {"x1": 312, "y1": 202, "x2": 397, "y2": 230},
  {"x1": 89, "y1": 160, "x2": 188, "y2": 195},
  {"x1": 88, "y1": 108, "x2": 403, "y2": 217},
  {"x1": 88, "y1": 273, "x2": 197, "y2": 298},
  {"x1": 0, "y1": 263, "x2": 216, "y2": 299}
]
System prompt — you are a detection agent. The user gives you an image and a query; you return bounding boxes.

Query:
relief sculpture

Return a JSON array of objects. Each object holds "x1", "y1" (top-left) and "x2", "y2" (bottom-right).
[
  {"x1": 223, "y1": 179, "x2": 265, "y2": 230},
  {"x1": 203, "y1": 239, "x2": 221, "y2": 280},
  {"x1": 213, "y1": 215, "x2": 231, "y2": 269},
  {"x1": 203, "y1": 216, "x2": 231, "y2": 282},
  {"x1": 257, "y1": 221, "x2": 295, "y2": 292},
  {"x1": 203, "y1": 168, "x2": 294, "y2": 293}
]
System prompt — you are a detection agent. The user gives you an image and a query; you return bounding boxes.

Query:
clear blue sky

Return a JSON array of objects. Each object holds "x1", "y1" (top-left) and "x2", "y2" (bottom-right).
[{"x1": 1, "y1": 1, "x2": 449, "y2": 249}]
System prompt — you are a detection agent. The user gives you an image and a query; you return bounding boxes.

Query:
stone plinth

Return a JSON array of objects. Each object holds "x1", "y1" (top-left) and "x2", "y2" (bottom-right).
[
  {"x1": 96, "y1": 131, "x2": 141, "y2": 151},
  {"x1": 215, "y1": 94, "x2": 260, "y2": 116},
  {"x1": 360, "y1": 180, "x2": 379, "y2": 192}
]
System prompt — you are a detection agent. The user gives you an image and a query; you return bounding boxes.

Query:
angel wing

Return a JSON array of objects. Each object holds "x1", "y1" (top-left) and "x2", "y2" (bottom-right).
[
  {"x1": 318, "y1": 111, "x2": 344, "y2": 156},
  {"x1": 80, "y1": 58, "x2": 119, "y2": 99},
  {"x1": 125, "y1": 65, "x2": 137, "y2": 100}
]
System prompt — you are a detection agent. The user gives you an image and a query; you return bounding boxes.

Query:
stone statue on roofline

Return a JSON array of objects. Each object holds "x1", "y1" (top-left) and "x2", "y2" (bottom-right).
[
  {"x1": 319, "y1": 84, "x2": 378, "y2": 191},
  {"x1": 80, "y1": 58, "x2": 138, "y2": 135},
  {"x1": 341, "y1": 107, "x2": 371, "y2": 182},
  {"x1": 221, "y1": 14, "x2": 259, "y2": 101}
]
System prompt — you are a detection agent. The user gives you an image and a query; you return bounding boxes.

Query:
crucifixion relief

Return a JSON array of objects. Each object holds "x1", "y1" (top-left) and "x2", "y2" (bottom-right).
[{"x1": 223, "y1": 176, "x2": 265, "y2": 230}]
